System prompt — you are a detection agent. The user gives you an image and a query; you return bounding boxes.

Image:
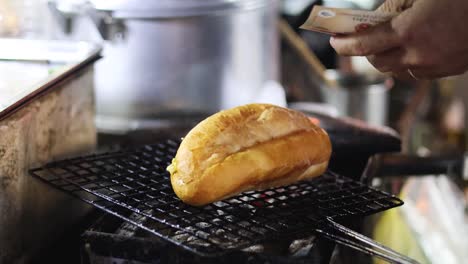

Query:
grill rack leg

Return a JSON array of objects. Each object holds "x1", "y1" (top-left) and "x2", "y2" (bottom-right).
[{"x1": 316, "y1": 219, "x2": 420, "y2": 264}]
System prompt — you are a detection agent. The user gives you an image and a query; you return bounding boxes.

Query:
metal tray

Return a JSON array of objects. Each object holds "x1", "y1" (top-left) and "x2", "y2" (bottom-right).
[{"x1": 0, "y1": 39, "x2": 101, "y2": 121}]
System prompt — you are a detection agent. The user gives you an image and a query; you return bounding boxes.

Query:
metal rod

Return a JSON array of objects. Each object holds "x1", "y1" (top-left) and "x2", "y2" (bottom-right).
[
  {"x1": 322, "y1": 219, "x2": 420, "y2": 264},
  {"x1": 317, "y1": 229, "x2": 409, "y2": 263}
]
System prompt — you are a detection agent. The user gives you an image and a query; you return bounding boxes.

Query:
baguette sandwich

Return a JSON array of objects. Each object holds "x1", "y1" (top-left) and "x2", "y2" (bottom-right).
[{"x1": 167, "y1": 104, "x2": 332, "y2": 206}]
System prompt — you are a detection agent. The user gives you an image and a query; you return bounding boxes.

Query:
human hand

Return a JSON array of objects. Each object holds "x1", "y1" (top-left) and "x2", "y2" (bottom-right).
[{"x1": 329, "y1": 0, "x2": 468, "y2": 80}]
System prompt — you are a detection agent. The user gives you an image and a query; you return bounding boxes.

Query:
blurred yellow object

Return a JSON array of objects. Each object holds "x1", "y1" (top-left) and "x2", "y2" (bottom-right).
[
  {"x1": 372, "y1": 206, "x2": 429, "y2": 264},
  {"x1": 0, "y1": 0, "x2": 19, "y2": 36}
]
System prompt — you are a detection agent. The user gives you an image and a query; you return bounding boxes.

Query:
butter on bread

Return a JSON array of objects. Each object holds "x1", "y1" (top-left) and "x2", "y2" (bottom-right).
[{"x1": 167, "y1": 103, "x2": 332, "y2": 206}]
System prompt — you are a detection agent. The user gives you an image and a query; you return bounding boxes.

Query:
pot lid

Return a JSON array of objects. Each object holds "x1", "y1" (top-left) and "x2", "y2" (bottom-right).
[{"x1": 89, "y1": 0, "x2": 271, "y2": 18}]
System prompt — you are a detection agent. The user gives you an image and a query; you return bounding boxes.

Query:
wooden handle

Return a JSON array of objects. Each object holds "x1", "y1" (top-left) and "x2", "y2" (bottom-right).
[{"x1": 279, "y1": 19, "x2": 336, "y2": 88}]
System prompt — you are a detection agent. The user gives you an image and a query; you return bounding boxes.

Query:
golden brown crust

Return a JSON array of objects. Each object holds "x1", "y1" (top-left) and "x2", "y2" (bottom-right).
[{"x1": 167, "y1": 104, "x2": 332, "y2": 206}]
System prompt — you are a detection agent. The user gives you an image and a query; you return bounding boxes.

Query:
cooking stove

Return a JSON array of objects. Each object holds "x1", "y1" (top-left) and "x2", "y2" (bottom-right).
[
  {"x1": 32, "y1": 111, "x2": 404, "y2": 264},
  {"x1": 81, "y1": 212, "x2": 336, "y2": 264}
]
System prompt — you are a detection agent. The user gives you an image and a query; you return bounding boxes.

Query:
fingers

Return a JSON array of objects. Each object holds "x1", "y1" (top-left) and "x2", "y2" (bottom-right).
[
  {"x1": 391, "y1": 69, "x2": 435, "y2": 81},
  {"x1": 368, "y1": 48, "x2": 437, "y2": 73},
  {"x1": 409, "y1": 67, "x2": 467, "y2": 79},
  {"x1": 367, "y1": 47, "x2": 449, "y2": 74},
  {"x1": 376, "y1": 0, "x2": 416, "y2": 13},
  {"x1": 391, "y1": 65, "x2": 468, "y2": 81},
  {"x1": 392, "y1": 70, "x2": 415, "y2": 81},
  {"x1": 330, "y1": 22, "x2": 401, "y2": 56},
  {"x1": 330, "y1": 0, "x2": 416, "y2": 57},
  {"x1": 367, "y1": 48, "x2": 406, "y2": 72}
]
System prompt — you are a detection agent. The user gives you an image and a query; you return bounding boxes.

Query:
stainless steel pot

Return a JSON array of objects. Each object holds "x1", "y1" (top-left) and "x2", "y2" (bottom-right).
[
  {"x1": 53, "y1": 0, "x2": 280, "y2": 131},
  {"x1": 320, "y1": 70, "x2": 391, "y2": 126}
]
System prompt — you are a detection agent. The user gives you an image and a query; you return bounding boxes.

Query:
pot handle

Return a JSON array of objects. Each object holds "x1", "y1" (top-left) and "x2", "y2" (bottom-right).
[
  {"x1": 361, "y1": 153, "x2": 468, "y2": 182},
  {"x1": 47, "y1": 0, "x2": 123, "y2": 40},
  {"x1": 47, "y1": 0, "x2": 77, "y2": 34}
]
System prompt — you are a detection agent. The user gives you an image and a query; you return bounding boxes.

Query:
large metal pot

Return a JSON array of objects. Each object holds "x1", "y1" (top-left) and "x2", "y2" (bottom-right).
[
  {"x1": 319, "y1": 70, "x2": 391, "y2": 126},
  {"x1": 69, "y1": 0, "x2": 279, "y2": 131}
]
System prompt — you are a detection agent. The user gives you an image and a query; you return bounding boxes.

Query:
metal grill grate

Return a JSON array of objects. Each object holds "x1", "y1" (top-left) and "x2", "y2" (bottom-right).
[{"x1": 30, "y1": 139, "x2": 403, "y2": 257}]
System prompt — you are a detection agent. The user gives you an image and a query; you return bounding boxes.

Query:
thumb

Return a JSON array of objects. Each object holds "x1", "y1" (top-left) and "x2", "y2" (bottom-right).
[{"x1": 376, "y1": 0, "x2": 416, "y2": 13}]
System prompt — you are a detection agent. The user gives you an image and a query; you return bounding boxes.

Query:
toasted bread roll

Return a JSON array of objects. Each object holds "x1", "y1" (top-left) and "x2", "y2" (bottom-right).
[{"x1": 167, "y1": 104, "x2": 332, "y2": 206}]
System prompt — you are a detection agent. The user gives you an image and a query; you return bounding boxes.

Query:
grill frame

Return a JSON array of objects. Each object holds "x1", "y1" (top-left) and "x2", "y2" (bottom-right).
[{"x1": 30, "y1": 138, "x2": 403, "y2": 257}]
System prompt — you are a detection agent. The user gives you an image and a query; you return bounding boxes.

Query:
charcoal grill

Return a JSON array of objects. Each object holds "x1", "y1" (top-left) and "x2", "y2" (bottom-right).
[{"x1": 30, "y1": 138, "x2": 418, "y2": 263}]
